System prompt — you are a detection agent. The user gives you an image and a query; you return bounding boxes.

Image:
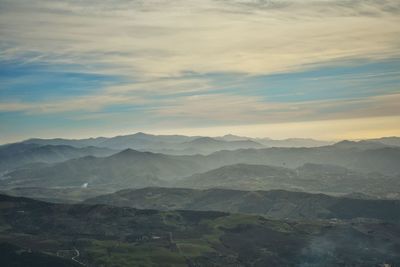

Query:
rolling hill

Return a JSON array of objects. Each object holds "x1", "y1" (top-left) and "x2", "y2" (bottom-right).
[
  {"x1": 0, "y1": 187, "x2": 113, "y2": 203},
  {"x1": 85, "y1": 187, "x2": 400, "y2": 222},
  {"x1": 176, "y1": 163, "x2": 400, "y2": 198},
  {"x1": 204, "y1": 145, "x2": 400, "y2": 176},
  {"x1": 0, "y1": 143, "x2": 116, "y2": 172},
  {"x1": 0, "y1": 149, "x2": 204, "y2": 189},
  {"x1": 2, "y1": 143, "x2": 400, "y2": 195},
  {"x1": 1, "y1": 194, "x2": 399, "y2": 266}
]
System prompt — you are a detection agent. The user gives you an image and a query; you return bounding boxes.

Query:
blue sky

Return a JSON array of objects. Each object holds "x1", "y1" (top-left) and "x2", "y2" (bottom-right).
[{"x1": 1, "y1": 0, "x2": 400, "y2": 143}]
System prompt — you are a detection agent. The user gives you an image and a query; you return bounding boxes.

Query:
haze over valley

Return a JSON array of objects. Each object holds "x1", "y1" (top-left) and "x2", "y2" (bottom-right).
[{"x1": 1, "y1": 132, "x2": 400, "y2": 266}]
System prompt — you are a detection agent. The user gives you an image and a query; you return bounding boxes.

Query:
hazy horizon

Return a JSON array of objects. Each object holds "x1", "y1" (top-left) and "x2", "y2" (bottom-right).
[
  {"x1": 2, "y1": 116, "x2": 400, "y2": 144},
  {"x1": 0, "y1": 125, "x2": 399, "y2": 145}
]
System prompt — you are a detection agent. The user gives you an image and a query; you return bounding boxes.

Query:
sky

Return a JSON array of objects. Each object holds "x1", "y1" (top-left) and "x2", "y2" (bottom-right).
[{"x1": 1, "y1": 0, "x2": 400, "y2": 143}]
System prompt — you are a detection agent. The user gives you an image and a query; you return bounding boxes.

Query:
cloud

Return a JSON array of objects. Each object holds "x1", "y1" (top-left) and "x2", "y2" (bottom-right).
[
  {"x1": 2, "y1": 77, "x2": 399, "y2": 129},
  {"x1": 0, "y1": 94, "x2": 143, "y2": 114},
  {"x1": 0, "y1": 75, "x2": 213, "y2": 114},
  {"x1": 104, "y1": 77, "x2": 212, "y2": 94},
  {"x1": 0, "y1": 0, "x2": 399, "y2": 78},
  {"x1": 151, "y1": 93, "x2": 400, "y2": 125}
]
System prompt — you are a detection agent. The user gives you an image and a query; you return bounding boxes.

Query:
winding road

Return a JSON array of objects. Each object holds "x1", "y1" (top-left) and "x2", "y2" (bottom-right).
[{"x1": 72, "y1": 247, "x2": 86, "y2": 266}]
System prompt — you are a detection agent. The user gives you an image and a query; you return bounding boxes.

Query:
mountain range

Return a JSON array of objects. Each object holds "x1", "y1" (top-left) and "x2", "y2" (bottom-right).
[
  {"x1": 19, "y1": 132, "x2": 336, "y2": 155},
  {"x1": 2, "y1": 141, "x2": 400, "y2": 196},
  {"x1": 2, "y1": 133, "x2": 398, "y2": 176},
  {"x1": 1, "y1": 133, "x2": 400, "y2": 266},
  {"x1": 19, "y1": 132, "x2": 400, "y2": 152}
]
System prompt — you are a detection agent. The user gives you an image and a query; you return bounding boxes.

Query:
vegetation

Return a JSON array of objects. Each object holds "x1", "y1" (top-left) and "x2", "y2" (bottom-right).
[
  {"x1": 85, "y1": 187, "x2": 400, "y2": 222},
  {"x1": 0, "y1": 194, "x2": 399, "y2": 266}
]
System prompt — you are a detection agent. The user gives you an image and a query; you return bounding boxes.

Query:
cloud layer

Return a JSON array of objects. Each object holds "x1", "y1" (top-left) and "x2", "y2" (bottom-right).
[
  {"x1": 1, "y1": 0, "x2": 400, "y2": 77},
  {"x1": 1, "y1": 0, "x2": 399, "y2": 141}
]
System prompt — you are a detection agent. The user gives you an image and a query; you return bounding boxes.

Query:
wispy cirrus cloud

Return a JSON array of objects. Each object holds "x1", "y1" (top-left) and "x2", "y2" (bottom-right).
[
  {"x1": 0, "y1": 94, "x2": 144, "y2": 114},
  {"x1": 151, "y1": 92, "x2": 400, "y2": 125},
  {"x1": 1, "y1": 0, "x2": 399, "y2": 78},
  {"x1": 0, "y1": 76, "x2": 212, "y2": 113}
]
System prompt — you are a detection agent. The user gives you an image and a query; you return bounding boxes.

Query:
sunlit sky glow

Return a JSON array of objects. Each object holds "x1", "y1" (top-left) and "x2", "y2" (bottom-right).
[{"x1": 1, "y1": 0, "x2": 400, "y2": 143}]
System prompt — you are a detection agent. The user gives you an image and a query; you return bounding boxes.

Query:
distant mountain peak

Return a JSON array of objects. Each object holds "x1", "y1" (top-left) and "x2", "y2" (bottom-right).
[
  {"x1": 334, "y1": 140, "x2": 356, "y2": 146},
  {"x1": 333, "y1": 139, "x2": 389, "y2": 150},
  {"x1": 219, "y1": 134, "x2": 252, "y2": 141},
  {"x1": 188, "y1": 137, "x2": 219, "y2": 144},
  {"x1": 113, "y1": 148, "x2": 144, "y2": 156},
  {"x1": 222, "y1": 134, "x2": 244, "y2": 139},
  {"x1": 133, "y1": 132, "x2": 151, "y2": 137}
]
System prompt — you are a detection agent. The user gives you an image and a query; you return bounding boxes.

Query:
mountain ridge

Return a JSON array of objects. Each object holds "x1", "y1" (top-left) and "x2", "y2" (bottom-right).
[{"x1": 84, "y1": 187, "x2": 400, "y2": 221}]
